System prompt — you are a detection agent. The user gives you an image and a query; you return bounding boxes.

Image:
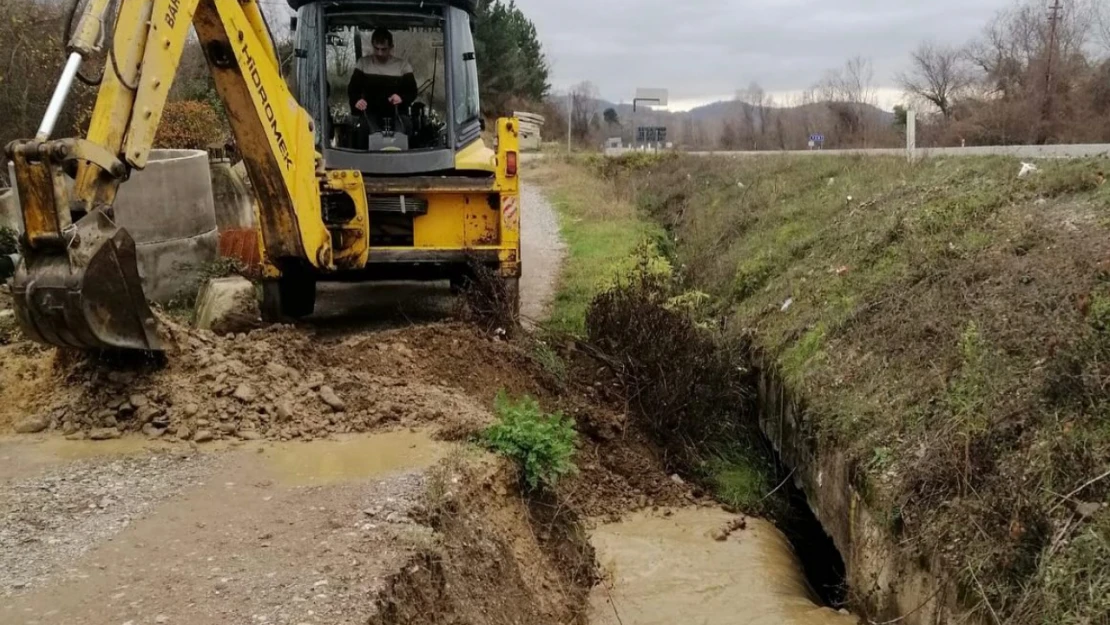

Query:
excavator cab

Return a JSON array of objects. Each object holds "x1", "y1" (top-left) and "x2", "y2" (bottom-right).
[{"x1": 290, "y1": 0, "x2": 482, "y2": 173}]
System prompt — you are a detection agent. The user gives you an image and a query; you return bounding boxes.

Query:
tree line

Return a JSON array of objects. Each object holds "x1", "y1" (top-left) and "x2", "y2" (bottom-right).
[
  {"x1": 898, "y1": 0, "x2": 1110, "y2": 146},
  {"x1": 565, "y1": 0, "x2": 1110, "y2": 151}
]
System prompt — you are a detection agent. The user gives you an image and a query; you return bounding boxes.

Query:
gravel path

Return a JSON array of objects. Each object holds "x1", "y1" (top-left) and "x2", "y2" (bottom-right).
[
  {"x1": 0, "y1": 435, "x2": 442, "y2": 625},
  {"x1": 0, "y1": 448, "x2": 219, "y2": 595},
  {"x1": 519, "y1": 182, "x2": 566, "y2": 327}
]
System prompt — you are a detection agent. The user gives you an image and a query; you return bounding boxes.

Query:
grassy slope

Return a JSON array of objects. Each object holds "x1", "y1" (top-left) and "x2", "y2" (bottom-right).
[
  {"x1": 528, "y1": 156, "x2": 779, "y2": 514},
  {"x1": 567, "y1": 153, "x2": 1110, "y2": 624}
]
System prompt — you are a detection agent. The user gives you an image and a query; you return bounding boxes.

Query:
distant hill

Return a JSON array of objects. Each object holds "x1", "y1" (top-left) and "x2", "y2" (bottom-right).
[{"x1": 543, "y1": 94, "x2": 899, "y2": 150}]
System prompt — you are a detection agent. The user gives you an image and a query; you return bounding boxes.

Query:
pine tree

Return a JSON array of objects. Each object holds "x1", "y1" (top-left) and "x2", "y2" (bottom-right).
[{"x1": 472, "y1": 0, "x2": 550, "y2": 114}]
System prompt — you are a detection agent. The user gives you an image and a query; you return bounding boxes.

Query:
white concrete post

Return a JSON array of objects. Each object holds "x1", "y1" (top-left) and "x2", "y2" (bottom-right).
[
  {"x1": 906, "y1": 109, "x2": 917, "y2": 161},
  {"x1": 567, "y1": 91, "x2": 573, "y2": 153}
]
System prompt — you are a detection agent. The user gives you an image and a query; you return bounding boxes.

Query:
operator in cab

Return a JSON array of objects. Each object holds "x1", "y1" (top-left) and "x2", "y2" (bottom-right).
[{"x1": 348, "y1": 28, "x2": 418, "y2": 135}]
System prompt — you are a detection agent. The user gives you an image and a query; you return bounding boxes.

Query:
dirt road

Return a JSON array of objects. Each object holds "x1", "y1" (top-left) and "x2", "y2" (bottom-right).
[{"x1": 519, "y1": 183, "x2": 566, "y2": 325}]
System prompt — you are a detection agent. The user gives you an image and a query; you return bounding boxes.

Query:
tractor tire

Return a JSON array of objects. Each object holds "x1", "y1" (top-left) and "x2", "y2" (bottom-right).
[{"x1": 261, "y1": 273, "x2": 317, "y2": 323}]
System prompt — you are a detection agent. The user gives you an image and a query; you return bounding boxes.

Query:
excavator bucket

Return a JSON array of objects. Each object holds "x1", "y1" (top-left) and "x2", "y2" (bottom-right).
[{"x1": 12, "y1": 209, "x2": 162, "y2": 352}]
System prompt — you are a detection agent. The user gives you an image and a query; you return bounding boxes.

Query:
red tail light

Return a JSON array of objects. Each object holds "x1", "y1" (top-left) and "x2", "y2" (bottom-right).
[{"x1": 505, "y1": 151, "x2": 518, "y2": 177}]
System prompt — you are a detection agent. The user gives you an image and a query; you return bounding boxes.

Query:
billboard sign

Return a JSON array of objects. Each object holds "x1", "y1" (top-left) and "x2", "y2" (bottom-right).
[{"x1": 634, "y1": 88, "x2": 669, "y2": 107}]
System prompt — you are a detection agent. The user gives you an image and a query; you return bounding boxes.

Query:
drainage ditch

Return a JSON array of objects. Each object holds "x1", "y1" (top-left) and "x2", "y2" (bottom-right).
[{"x1": 779, "y1": 469, "x2": 850, "y2": 608}]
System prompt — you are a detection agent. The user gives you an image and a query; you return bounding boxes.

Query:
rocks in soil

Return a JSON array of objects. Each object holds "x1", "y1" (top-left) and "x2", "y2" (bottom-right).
[
  {"x1": 89, "y1": 427, "x2": 121, "y2": 441},
  {"x1": 15, "y1": 416, "x2": 48, "y2": 434},
  {"x1": 711, "y1": 516, "x2": 748, "y2": 542},
  {"x1": 232, "y1": 384, "x2": 256, "y2": 403},
  {"x1": 318, "y1": 386, "x2": 345, "y2": 412},
  {"x1": 193, "y1": 430, "x2": 215, "y2": 443},
  {"x1": 276, "y1": 402, "x2": 294, "y2": 422},
  {"x1": 23, "y1": 317, "x2": 493, "y2": 444}
]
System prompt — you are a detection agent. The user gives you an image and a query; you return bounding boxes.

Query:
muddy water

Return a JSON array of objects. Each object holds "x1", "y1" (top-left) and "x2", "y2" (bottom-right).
[
  {"x1": 589, "y1": 507, "x2": 858, "y2": 625},
  {"x1": 0, "y1": 429, "x2": 449, "y2": 484},
  {"x1": 263, "y1": 429, "x2": 449, "y2": 485}
]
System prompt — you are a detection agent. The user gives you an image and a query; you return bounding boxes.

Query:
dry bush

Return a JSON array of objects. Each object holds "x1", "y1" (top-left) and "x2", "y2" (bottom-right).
[
  {"x1": 585, "y1": 256, "x2": 755, "y2": 454},
  {"x1": 454, "y1": 256, "x2": 520, "y2": 337},
  {"x1": 154, "y1": 100, "x2": 227, "y2": 150}
]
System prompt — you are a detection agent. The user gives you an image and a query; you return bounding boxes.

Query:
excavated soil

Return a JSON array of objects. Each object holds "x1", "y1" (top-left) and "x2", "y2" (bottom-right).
[{"x1": 1, "y1": 316, "x2": 494, "y2": 444}]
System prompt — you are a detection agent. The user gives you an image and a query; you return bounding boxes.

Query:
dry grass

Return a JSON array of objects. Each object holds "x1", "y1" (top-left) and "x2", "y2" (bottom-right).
[{"x1": 563, "y1": 152, "x2": 1110, "y2": 625}]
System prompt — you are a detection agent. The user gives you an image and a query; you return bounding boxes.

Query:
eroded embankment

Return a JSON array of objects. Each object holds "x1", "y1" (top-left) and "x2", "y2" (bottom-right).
[
  {"x1": 540, "y1": 152, "x2": 1110, "y2": 625},
  {"x1": 369, "y1": 456, "x2": 595, "y2": 625}
]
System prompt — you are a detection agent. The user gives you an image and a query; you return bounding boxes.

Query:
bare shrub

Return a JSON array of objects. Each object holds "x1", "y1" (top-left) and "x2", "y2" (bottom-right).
[{"x1": 585, "y1": 257, "x2": 755, "y2": 454}]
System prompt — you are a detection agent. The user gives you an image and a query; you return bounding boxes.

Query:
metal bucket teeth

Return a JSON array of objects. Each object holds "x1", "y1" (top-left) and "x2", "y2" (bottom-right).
[{"x1": 12, "y1": 210, "x2": 162, "y2": 352}]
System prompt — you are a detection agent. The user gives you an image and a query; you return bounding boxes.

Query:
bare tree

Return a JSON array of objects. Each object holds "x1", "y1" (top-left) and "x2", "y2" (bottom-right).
[
  {"x1": 569, "y1": 81, "x2": 599, "y2": 143},
  {"x1": 818, "y1": 56, "x2": 877, "y2": 145},
  {"x1": 898, "y1": 41, "x2": 973, "y2": 119},
  {"x1": 1098, "y1": 0, "x2": 1110, "y2": 52}
]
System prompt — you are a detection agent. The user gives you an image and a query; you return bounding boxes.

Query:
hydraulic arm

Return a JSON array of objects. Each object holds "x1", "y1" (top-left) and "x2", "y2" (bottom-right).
[{"x1": 6, "y1": 0, "x2": 331, "y2": 351}]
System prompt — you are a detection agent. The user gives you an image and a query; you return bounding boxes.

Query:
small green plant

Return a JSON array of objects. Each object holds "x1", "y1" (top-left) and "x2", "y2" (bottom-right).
[
  {"x1": 530, "y1": 341, "x2": 567, "y2": 382},
  {"x1": 483, "y1": 391, "x2": 578, "y2": 490},
  {"x1": 0, "y1": 226, "x2": 17, "y2": 255},
  {"x1": 948, "y1": 320, "x2": 989, "y2": 426}
]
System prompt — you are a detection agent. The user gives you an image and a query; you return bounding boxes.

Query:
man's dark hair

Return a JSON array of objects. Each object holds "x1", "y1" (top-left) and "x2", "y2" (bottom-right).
[{"x1": 371, "y1": 28, "x2": 393, "y2": 47}]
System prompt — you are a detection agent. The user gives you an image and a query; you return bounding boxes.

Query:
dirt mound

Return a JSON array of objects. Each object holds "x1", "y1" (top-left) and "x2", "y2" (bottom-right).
[{"x1": 12, "y1": 316, "x2": 493, "y2": 443}]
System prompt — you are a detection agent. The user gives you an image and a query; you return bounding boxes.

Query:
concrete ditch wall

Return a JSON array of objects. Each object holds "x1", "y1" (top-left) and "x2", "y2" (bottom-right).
[
  {"x1": 4, "y1": 149, "x2": 218, "y2": 304},
  {"x1": 755, "y1": 357, "x2": 987, "y2": 625}
]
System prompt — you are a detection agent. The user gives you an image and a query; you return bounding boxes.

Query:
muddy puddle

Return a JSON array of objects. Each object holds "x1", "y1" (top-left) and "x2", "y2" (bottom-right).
[
  {"x1": 589, "y1": 507, "x2": 858, "y2": 625},
  {"x1": 0, "y1": 429, "x2": 449, "y2": 484},
  {"x1": 262, "y1": 429, "x2": 449, "y2": 485}
]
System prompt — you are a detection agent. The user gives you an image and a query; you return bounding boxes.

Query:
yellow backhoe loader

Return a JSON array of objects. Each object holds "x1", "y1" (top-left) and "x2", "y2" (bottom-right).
[{"x1": 7, "y1": 0, "x2": 522, "y2": 351}]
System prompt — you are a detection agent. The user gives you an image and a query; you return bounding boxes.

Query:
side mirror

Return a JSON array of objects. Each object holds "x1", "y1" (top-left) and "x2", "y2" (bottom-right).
[{"x1": 290, "y1": 16, "x2": 298, "y2": 32}]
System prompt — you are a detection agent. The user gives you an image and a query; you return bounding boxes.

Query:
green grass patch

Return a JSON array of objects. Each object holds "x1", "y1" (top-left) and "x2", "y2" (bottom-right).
[
  {"x1": 700, "y1": 445, "x2": 776, "y2": 515},
  {"x1": 482, "y1": 390, "x2": 578, "y2": 491},
  {"x1": 529, "y1": 158, "x2": 666, "y2": 335}
]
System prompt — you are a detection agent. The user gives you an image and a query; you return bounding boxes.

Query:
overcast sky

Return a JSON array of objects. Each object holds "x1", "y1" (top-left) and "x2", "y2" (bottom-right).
[{"x1": 512, "y1": 0, "x2": 1018, "y2": 111}]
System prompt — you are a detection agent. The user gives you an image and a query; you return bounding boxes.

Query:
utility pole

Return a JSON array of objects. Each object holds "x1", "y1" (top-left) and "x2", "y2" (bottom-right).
[
  {"x1": 567, "y1": 89, "x2": 573, "y2": 153},
  {"x1": 1041, "y1": 0, "x2": 1063, "y2": 141}
]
